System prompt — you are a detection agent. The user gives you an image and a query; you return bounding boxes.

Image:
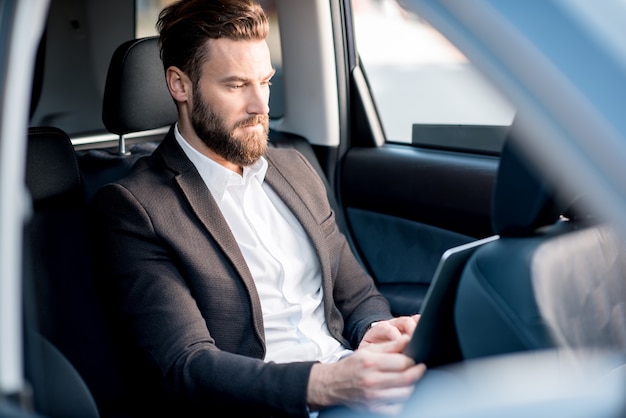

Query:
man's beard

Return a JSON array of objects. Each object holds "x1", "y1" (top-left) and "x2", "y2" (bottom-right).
[{"x1": 191, "y1": 86, "x2": 269, "y2": 167}]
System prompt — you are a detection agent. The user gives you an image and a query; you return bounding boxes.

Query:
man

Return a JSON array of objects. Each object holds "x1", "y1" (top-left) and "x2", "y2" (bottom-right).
[{"x1": 92, "y1": 0, "x2": 425, "y2": 416}]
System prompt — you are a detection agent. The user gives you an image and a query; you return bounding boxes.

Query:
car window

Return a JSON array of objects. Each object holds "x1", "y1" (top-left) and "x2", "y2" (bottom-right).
[
  {"x1": 352, "y1": 0, "x2": 515, "y2": 150},
  {"x1": 136, "y1": 0, "x2": 284, "y2": 119}
]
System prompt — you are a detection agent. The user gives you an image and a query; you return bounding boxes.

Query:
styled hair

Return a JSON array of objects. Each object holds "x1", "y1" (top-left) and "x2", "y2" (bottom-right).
[{"x1": 156, "y1": 0, "x2": 269, "y2": 83}]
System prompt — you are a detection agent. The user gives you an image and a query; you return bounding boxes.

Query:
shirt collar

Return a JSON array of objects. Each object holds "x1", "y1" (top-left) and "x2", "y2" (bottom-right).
[{"x1": 173, "y1": 123, "x2": 268, "y2": 201}]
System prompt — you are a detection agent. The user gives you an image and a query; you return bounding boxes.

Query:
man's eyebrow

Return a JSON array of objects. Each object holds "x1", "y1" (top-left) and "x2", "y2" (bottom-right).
[{"x1": 220, "y1": 69, "x2": 276, "y2": 84}]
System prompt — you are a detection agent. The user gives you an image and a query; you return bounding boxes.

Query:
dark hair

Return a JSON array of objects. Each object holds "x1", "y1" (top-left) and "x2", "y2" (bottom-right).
[{"x1": 156, "y1": 0, "x2": 269, "y2": 84}]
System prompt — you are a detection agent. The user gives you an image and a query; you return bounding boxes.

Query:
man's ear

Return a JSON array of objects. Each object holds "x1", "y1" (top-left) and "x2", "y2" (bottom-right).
[{"x1": 166, "y1": 66, "x2": 190, "y2": 103}]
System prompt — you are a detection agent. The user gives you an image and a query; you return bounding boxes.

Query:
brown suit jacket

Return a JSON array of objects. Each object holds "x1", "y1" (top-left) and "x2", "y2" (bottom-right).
[{"x1": 92, "y1": 126, "x2": 392, "y2": 417}]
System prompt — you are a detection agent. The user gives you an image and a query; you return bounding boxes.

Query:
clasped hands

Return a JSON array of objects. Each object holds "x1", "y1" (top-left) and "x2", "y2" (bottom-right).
[{"x1": 308, "y1": 314, "x2": 425, "y2": 415}]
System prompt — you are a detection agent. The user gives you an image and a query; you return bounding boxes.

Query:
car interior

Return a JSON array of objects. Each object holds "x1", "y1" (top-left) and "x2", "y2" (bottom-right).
[{"x1": 11, "y1": 0, "x2": 626, "y2": 417}]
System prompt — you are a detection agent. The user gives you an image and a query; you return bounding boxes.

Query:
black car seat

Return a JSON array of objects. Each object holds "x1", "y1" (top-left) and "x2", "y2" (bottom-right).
[
  {"x1": 454, "y1": 123, "x2": 626, "y2": 360},
  {"x1": 24, "y1": 126, "x2": 127, "y2": 418}
]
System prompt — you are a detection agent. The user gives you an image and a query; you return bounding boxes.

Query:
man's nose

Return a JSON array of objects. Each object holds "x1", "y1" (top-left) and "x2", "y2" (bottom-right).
[{"x1": 247, "y1": 84, "x2": 270, "y2": 115}]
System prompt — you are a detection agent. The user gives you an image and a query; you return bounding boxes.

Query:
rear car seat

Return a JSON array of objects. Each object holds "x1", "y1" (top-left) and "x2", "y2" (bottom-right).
[{"x1": 24, "y1": 126, "x2": 130, "y2": 418}]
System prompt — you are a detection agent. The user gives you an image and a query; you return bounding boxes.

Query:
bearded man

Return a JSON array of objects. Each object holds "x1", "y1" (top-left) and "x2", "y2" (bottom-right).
[{"x1": 92, "y1": 1, "x2": 424, "y2": 417}]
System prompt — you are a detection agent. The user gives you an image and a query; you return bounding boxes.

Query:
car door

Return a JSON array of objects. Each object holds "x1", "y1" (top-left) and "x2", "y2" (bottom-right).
[{"x1": 335, "y1": 0, "x2": 515, "y2": 316}]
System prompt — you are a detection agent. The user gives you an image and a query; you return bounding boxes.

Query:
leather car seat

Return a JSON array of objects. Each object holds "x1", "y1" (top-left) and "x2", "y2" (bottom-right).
[{"x1": 454, "y1": 122, "x2": 626, "y2": 360}]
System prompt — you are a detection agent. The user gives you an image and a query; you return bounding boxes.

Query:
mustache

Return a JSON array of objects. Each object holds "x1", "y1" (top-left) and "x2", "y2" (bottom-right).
[{"x1": 233, "y1": 115, "x2": 269, "y2": 129}]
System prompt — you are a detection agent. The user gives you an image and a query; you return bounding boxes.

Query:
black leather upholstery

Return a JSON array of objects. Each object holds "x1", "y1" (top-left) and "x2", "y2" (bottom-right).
[
  {"x1": 453, "y1": 124, "x2": 626, "y2": 360},
  {"x1": 102, "y1": 36, "x2": 176, "y2": 135},
  {"x1": 82, "y1": 37, "x2": 173, "y2": 203},
  {"x1": 453, "y1": 131, "x2": 569, "y2": 359},
  {"x1": 24, "y1": 127, "x2": 129, "y2": 418},
  {"x1": 490, "y1": 135, "x2": 562, "y2": 237},
  {"x1": 24, "y1": 127, "x2": 103, "y2": 418},
  {"x1": 26, "y1": 126, "x2": 82, "y2": 207},
  {"x1": 24, "y1": 330, "x2": 100, "y2": 418}
]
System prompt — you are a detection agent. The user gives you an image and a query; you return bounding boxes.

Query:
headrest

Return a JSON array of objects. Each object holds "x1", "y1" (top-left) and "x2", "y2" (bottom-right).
[
  {"x1": 491, "y1": 126, "x2": 563, "y2": 236},
  {"x1": 26, "y1": 127, "x2": 82, "y2": 207},
  {"x1": 102, "y1": 36, "x2": 177, "y2": 135}
]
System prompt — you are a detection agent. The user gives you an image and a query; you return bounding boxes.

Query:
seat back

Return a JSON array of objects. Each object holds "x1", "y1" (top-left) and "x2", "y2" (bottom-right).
[
  {"x1": 24, "y1": 127, "x2": 129, "y2": 418},
  {"x1": 454, "y1": 124, "x2": 626, "y2": 360}
]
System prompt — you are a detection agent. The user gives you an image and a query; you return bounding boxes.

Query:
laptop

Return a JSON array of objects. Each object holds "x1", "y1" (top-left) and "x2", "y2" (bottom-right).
[{"x1": 404, "y1": 235, "x2": 499, "y2": 367}]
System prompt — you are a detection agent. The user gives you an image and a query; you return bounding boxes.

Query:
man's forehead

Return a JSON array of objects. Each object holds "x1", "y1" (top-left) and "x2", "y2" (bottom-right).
[
  {"x1": 205, "y1": 38, "x2": 270, "y2": 64},
  {"x1": 199, "y1": 38, "x2": 271, "y2": 80}
]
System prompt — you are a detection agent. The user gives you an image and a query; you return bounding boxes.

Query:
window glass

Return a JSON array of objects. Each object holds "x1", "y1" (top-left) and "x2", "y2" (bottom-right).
[
  {"x1": 135, "y1": 0, "x2": 284, "y2": 118},
  {"x1": 352, "y1": 0, "x2": 515, "y2": 144}
]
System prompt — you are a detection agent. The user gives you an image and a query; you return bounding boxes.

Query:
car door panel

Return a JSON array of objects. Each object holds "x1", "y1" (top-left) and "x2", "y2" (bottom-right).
[{"x1": 340, "y1": 144, "x2": 498, "y2": 315}]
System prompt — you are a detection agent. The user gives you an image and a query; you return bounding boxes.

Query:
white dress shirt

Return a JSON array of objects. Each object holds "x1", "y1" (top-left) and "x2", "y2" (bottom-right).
[{"x1": 174, "y1": 125, "x2": 352, "y2": 364}]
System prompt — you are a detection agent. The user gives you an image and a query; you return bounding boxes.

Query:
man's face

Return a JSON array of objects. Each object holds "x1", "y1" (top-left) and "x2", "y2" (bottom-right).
[{"x1": 190, "y1": 38, "x2": 274, "y2": 167}]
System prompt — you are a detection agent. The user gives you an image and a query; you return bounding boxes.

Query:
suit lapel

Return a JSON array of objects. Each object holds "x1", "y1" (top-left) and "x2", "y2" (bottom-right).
[{"x1": 157, "y1": 128, "x2": 265, "y2": 339}]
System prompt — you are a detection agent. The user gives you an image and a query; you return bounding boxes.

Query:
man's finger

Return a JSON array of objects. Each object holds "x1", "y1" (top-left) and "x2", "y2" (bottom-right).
[{"x1": 361, "y1": 334, "x2": 412, "y2": 354}]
